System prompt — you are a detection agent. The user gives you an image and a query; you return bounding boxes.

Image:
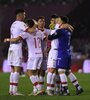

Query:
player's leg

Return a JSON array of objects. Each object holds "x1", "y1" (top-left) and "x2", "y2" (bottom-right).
[
  {"x1": 38, "y1": 69, "x2": 45, "y2": 91},
  {"x1": 8, "y1": 50, "x2": 22, "y2": 95},
  {"x1": 58, "y1": 69, "x2": 70, "y2": 96},
  {"x1": 46, "y1": 50, "x2": 56, "y2": 96},
  {"x1": 66, "y1": 69, "x2": 84, "y2": 95},
  {"x1": 56, "y1": 51, "x2": 70, "y2": 96},
  {"x1": 38, "y1": 59, "x2": 46, "y2": 92},
  {"x1": 66, "y1": 54, "x2": 83, "y2": 95},
  {"x1": 7, "y1": 50, "x2": 14, "y2": 95},
  {"x1": 46, "y1": 68, "x2": 55, "y2": 96},
  {"x1": 27, "y1": 57, "x2": 43, "y2": 95},
  {"x1": 54, "y1": 70, "x2": 61, "y2": 95},
  {"x1": 27, "y1": 70, "x2": 39, "y2": 95},
  {"x1": 13, "y1": 66, "x2": 23, "y2": 95},
  {"x1": 50, "y1": 72, "x2": 56, "y2": 94},
  {"x1": 12, "y1": 50, "x2": 23, "y2": 95},
  {"x1": 9, "y1": 66, "x2": 14, "y2": 95},
  {"x1": 27, "y1": 57, "x2": 39, "y2": 95},
  {"x1": 35, "y1": 57, "x2": 45, "y2": 95}
]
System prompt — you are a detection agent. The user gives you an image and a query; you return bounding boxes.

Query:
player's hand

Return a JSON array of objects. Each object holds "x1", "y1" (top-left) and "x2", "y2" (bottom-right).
[
  {"x1": 4, "y1": 38, "x2": 10, "y2": 42},
  {"x1": 60, "y1": 23, "x2": 74, "y2": 32}
]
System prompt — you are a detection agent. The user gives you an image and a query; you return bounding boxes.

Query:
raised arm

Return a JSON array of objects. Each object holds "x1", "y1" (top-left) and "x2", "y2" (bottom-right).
[
  {"x1": 60, "y1": 23, "x2": 74, "y2": 32},
  {"x1": 48, "y1": 29, "x2": 62, "y2": 40}
]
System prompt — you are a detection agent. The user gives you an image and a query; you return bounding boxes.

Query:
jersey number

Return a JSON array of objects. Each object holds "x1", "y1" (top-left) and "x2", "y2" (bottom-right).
[{"x1": 34, "y1": 37, "x2": 41, "y2": 48}]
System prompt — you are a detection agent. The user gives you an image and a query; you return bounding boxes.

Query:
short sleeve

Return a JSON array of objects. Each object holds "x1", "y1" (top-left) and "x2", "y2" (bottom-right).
[
  {"x1": 19, "y1": 22, "x2": 28, "y2": 31},
  {"x1": 20, "y1": 32, "x2": 29, "y2": 39}
]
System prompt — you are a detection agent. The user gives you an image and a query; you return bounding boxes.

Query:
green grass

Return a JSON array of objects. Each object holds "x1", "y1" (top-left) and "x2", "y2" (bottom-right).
[{"x1": 0, "y1": 73, "x2": 90, "y2": 100}]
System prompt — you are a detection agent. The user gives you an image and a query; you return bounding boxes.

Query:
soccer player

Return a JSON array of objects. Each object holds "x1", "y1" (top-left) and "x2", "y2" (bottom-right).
[
  {"x1": 4, "y1": 9, "x2": 28, "y2": 95},
  {"x1": 48, "y1": 16, "x2": 83, "y2": 95},
  {"x1": 46, "y1": 14, "x2": 74, "y2": 96},
  {"x1": 4, "y1": 19, "x2": 46, "y2": 96},
  {"x1": 37, "y1": 16, "x2": 50, "y2": 92},
  {"x1": 47, "y1": 14, "x2": 60, "y2": 95}
]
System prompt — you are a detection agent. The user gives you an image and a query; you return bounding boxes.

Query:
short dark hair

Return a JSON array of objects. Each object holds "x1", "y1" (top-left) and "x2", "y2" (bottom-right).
[
  {"x1": 37, "y1": 16, "x2": 45, "y2": 21},
  {"x1": 60, "y1": 16, "x2": 69, "y2": 23},
  {"x1": 51, "y1": 14, "x2": 58, "y2": 19},
  {"x1": 24, "y1": 19, "x2": 34, "y2": 28},
  {"x1": 15, "y1": 9, "x2": 25, "y2": 15}
]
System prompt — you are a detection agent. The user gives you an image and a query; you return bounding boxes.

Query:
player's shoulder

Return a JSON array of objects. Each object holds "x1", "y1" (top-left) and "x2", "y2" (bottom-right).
[
  {"x1": 45, "y1": 28, "x2": 51, "y2": 33},
  {"x1": 44, "y1": 28, "x2": 50, "y2": 31},
  {"x1": 21, "y1": 31, "x2": 30, "y2": 37},
  {"x1": 62, "y1": 28, "x2": 72, "y2": 33},
  {"x1": 11, "y1": 21, "x2": 23, "y2": 26},
  {"x1": 11, "y1": 21, "x2": 17, "y2": 26},
  {"x1": 15, "y1": 20, "x2": 26, "y2": 25}
]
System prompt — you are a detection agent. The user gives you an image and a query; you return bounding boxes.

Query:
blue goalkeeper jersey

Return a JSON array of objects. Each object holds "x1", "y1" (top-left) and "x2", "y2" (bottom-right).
[{"x1": 57, "y1": 29, "x2": 71, "y2": 51}]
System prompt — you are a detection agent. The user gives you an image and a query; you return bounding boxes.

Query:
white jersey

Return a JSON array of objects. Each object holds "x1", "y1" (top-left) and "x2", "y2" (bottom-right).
[
  {"x1": 37, "y1": 28, "x2": 50, "y2": 36},
  {"x1": 37, "y1": 28, "x2": 50, "y2": 52},
  {"x1": 50, "y1": 29, "x2": 59, "y2": 50},
  {"x1": 9, "y1": 20, "x2": 28, "y2": 50},
  {"x1": 20, "y1": 30, "x2": 45, "y2": 58}
]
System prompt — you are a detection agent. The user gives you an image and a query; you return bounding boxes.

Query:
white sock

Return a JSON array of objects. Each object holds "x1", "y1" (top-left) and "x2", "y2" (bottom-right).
[
  {"x1": 35, "y1": 75, "x2": 41, "y2": 91},
  {"x1": 39, "y1": 76, "x2": 44, "y2": 90},
  {"x1": 59, "y1": 73, "x2": 68, "y2": 87},
  {"x1": 47, "y1": 72, "x2": 53, "y2": 90},
  {"x1": 30, "y1": 75, "x2": 38, "y2": 85},
  {"x1": 13, "y1": 72, "x2": 20, "y2": 93},
  {"x1": 35, "y1": 75, "x2": 39, "y2": 83},
  {"x1": 9, "y1": 72, "x2": 14, "y2": 93},
  {"x1": 68, "y1": 72, "x2": 78, "y2": 86},
  {"x1": 50, "y1": 73, "x2": 55, "y2": 91},
  {"x1": 54, "y1": 74, "x2": 60, "y2": 91},
  {"x1": 30, "y1": 75, "x2": 41, "y2": 91},
  {"x1": 33, "y1": 86, "x2": 38, "y2": 93}
]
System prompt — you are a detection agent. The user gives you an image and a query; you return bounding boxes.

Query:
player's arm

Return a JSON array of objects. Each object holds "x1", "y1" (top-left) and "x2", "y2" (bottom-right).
[
  {"x1": 4, "y1": 36, "x2": 22, "y2": 43},
  {"x1": 60, "y1": 23, "x2": 74, "y2": 32},
  {"x1": 48, "y1": 29, "x2": 62, "y2": 40}
]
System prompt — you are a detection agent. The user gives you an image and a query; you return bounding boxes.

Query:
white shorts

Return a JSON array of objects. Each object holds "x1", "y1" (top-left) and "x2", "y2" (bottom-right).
[
  {"x1": 47, "y1": 49, "x2": 58, "y2": 68},
  {"x1": 7, "y1": 49, "x2": 22, "y2": 67},
  {"x1": 27, "y1": 57, "x2": 43, "y2": 70}
]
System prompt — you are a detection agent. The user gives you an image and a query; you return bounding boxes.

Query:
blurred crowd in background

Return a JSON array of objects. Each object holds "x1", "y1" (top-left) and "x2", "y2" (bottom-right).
[
  {"x1": 0, "y1": 0, "x2": 85, "y2": 7},
  {"x1": 0, "y1": 0, "x2": 90, "y2": 73}
]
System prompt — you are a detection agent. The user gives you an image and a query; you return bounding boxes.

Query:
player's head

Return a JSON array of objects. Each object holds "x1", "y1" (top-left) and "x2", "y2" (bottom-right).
[
  {"x1": 60, "y1": 16, "x2": 69, "y2": 23},
  {"x1": 25, "y1": 19, "x2": 38, "y2": 28},
  {"x1": 15, "y1": 9, "x2": 26, "y2": 21},
  {"x1": 56, "y1": 16, "x2": 69, "y2": 24},
  {"x1": 50, "y1": 14, "x2": 58, "y2": 24},
  {"x1": 37, "y1": 16, "x2": 45, "y2": 28}
]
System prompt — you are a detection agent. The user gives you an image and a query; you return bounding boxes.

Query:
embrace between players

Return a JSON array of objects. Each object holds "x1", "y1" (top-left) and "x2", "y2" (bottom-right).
[{"x1": 4, "y1": 9, "x2": 83, "y2": 96}]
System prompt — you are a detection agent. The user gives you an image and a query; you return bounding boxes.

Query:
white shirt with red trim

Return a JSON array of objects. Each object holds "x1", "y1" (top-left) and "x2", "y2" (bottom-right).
[
  {"x1": 50, "y1": 29, "x2": 59, "y2": 50},
  {"x1": 37, "y1": 28, "x2": 50, "y2": 52},
  {"x1": 9, "y1": 20, "x2": 28, "y2": 50},
  {"x1": 20, "y1": 30, "x2": 45, "y2": 57}
]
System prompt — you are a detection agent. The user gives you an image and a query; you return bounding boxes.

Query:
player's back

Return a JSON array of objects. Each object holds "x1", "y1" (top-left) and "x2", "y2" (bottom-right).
[
  {"x1": 9, "y1": 20, "x2": 27, "y2": 50},
  {"x1": 58, "y1": 29, "x2": 71, "y2": 51},
  {"x1": 10, "y1": 21, "x2": 27, "y2": 38},
  {"x1": 25, "y1": 31, "x2": 44, "y2": 58}
]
